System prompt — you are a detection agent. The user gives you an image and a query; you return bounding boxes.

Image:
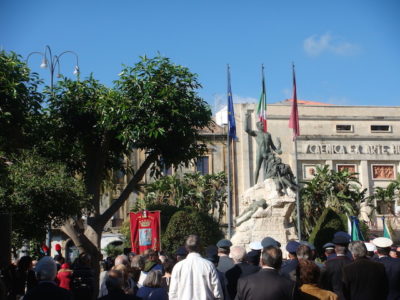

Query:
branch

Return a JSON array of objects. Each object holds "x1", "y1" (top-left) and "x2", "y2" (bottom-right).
[
  {"x1": 94, "y1": 151, "x2": 158, "y2": 229},
  {"x1": 61, "y1": 218, "x2": 99, "y2": 255}
]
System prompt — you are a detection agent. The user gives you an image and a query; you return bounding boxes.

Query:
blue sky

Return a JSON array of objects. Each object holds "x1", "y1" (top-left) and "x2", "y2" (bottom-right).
[{"x1": 1, "y1": 0, "x2": 399, "y2": 110}]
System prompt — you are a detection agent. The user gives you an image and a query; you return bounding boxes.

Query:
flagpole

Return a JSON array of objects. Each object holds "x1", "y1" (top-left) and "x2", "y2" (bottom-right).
[{"x1": 227, "y1": 64, "x2": 232, "y2": 239}]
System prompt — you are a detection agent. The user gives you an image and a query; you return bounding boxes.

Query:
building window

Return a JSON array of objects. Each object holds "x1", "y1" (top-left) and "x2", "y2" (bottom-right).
[
  {"x1": 371, "y1": 125, "x2": 391, "y2": 132},
  {"x1": 336, "y1": 125, "x2": 353, "y2": 132},
  {"x1": 196, "y1": 156, "x2": 209, "y2": 175}
]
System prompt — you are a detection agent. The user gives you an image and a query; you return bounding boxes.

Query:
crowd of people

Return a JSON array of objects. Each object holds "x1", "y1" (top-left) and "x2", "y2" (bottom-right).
[{"x1": 1, "y1": 232, "x2": 400, "y2": 300}]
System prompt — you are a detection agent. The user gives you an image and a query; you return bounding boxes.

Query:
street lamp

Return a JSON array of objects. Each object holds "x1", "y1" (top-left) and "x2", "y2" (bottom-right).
[
  {"x1": 27, "y1": 45, "x2": 80, "y2": 91},
  {"x1": 26, "y1": 45, "x2": 80, "y2": 256}
]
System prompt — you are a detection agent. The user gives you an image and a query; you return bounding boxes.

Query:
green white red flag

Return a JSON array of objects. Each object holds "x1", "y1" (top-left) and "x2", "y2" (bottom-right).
[
  {"x1": 289, "y1": 64, "x2": 300, "y2": 140},
  {"x1": 257, "y1": 65, "x2": 267, "y2": 132}
]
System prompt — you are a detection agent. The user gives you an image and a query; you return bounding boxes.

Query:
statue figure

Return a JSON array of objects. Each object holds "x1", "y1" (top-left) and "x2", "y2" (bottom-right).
[
  {"x1": 244, "y1": 113, "x2": 282, "y2": 184},
  {"x1": 269, "y1": 156, "x2": 298, "y2": 196},
  {"x1": 235, "y1": 199, "x2": 267, "y2": 227}
]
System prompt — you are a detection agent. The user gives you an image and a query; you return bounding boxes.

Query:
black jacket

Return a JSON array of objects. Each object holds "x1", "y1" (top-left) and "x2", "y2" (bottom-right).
[
  {"x1": 235, "y1": 268, "x2": 298, "y2": 300},
  {"x1": 225, "y1": 262, "x2": 260, "y2": 299},
  {"x1": 23, "y1": 282, "x2": 72, "y2": 300},
  {"x1": 342, "y1": 257, "x2": 388, "y2": 300},
  {"x1": 321, "y1": 255, "x2": 352, "y2": 300},
  {"x1": 376, "y1": 256, "x2": 400, "y2": 300}
]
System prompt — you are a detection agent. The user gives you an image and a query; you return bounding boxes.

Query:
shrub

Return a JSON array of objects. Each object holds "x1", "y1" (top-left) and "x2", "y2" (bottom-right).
[
  {"x1": 309, "y1": 208, "x2": 346, "y2": 256},
  {"x1": 162, "y1": 207, "x2": 223, "y2": 255}
]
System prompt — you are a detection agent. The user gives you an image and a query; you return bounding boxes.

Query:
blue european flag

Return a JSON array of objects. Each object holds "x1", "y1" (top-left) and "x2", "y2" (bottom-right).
[{"x1": 227, "y1": 66, "x2": 237, "y2": 140}]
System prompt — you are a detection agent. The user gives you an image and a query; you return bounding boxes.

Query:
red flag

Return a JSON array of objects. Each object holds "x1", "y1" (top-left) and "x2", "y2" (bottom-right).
[
  {"x1": 289, "y1": 64, "x2": 300, "y2": 139},
  {"x1": 130, "y1": 210, "x2": 161, "y2": 254}
]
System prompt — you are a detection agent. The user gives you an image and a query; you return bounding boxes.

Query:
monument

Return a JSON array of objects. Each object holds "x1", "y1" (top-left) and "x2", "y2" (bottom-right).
[{"x1": 231, "y1": 114, "x2": 298, "y2": 251}]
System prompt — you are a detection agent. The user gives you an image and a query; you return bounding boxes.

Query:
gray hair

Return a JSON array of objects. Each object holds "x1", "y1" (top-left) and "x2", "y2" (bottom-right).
[
  {"x1": 106, "y1": 270, "x2": 124, "y2": 292},
  {"x1": 349, "y1": 241, "x2": 367, "y2": 259},
  {"x1": 230, "y1": 246, "x2": 246, "y2": 263},
  {"x1": 115, "y1": 254, "x2": 129, "y2": 266},
  {"x1": 35, "y1": 256, "x2": 57, "y2": 281},
  {"x1": 143, "y1": 270, "x2": 162, "y2": 288},
  {"x1": 185, "y1": 235, "x2": 200, "y2": 253}
]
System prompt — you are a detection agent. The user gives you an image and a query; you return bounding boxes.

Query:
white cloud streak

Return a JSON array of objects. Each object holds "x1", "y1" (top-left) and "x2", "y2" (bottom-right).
[{"x1": 303, "y1": 32, "x2": 359, "y2": 56}]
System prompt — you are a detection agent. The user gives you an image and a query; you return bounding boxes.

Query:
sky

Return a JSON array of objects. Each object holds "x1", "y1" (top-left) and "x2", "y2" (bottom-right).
[{"x1": 1, "y1": 0, "x2": 399, "y2": 111}]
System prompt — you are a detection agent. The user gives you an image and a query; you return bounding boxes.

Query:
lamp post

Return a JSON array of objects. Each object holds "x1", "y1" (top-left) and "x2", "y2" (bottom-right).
[
  {"x1": 27, "y1": 45, "x2": 80, "y2": 92},
  {"x1": 26, "y1": 45, "x2": 80, "y2": 256}
]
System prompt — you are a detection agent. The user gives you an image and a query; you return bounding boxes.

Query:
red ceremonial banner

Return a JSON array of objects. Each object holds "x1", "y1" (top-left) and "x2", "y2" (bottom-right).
[{"x1": 129, "y1": 211, "x2": 161, "y2": 254}]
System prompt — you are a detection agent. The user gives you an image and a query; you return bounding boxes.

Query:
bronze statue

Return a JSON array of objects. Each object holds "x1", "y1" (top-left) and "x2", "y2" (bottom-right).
[
  {"x1": 245, "y1": 113, "x2": 282, "y2": 183},
  {"x1": 269, "y1": 156, "x2": 298, "y2": 196}
]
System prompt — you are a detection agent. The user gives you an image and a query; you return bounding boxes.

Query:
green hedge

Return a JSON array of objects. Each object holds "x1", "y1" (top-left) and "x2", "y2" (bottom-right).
[
  {"x1": 162, "y1": 207, "x2": 223, "y2": 255},
  {"x1": 309, "y1": 208, "x2": 346, "y2": 256}
]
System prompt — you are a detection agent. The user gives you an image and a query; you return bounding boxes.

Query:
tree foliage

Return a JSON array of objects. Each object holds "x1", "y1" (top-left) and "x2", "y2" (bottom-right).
[
  {"x1": 0, "y1": 50, "x2": 43, "y2": 154},
  {"x1": 370, "y1": 173, "x2": 400, "y2": 215},
  {"x1": 0, "y1": 151, "x2": 90, "y2": 241},
  {"x1": 299, "y1": 165, "x2": 367, "y2": 238},
  {"x1": 139, "y1": 172, "x2": 227, "y2": 222}
]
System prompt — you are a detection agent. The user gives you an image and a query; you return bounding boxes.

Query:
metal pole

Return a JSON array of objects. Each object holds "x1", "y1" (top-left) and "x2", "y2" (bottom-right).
[
  {"x1": 227, "y1": 65, "x2": 232, "y2": 239},
  {"x1": 294, "y1": 137, "x2": 302, "y2": 241}
]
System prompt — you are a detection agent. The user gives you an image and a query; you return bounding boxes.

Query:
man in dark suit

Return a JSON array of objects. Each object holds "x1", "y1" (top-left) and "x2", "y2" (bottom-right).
[
  {"x1": 216, "y1": 239, "x2": 235, "y2": 273},
  {"x1": 342, "y1": 241, "x2": 388, "y2": 300},
  {"x1": 279, "y1": 241, "x2": 300, "y2": 282},
  {"x1": 373, "y1": 237, "x2": 400, "y2": 300},
  {"x1": 235, "y1": 245, "x2": 298, "y2": 300},
  {"x1": 225, "y1": 246, "x2": 260, "y2": 299},
  {"x1": 23, "y1": 256, "x2": 72, "y2": 300},
  {"x1": 320, "y1": 235, "x2": 352, "y2": 300}
]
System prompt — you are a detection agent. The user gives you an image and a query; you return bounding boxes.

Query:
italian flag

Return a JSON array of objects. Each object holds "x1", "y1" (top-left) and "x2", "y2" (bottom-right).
[{"x1": 257, "y1": 66, "x2": 267, "y2": 132}]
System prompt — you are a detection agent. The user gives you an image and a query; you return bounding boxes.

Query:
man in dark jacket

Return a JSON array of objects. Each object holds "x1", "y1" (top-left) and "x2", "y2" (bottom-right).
[
  {"x1": 320, "y1": 235, "x2": 352, "y2": 299},
  {"x1": 216, "y1": 239, "x2": 234, "y2": 273},
  {"x1": 342, "y1": 241, "x2": 388, "y2": 300},
  {"x1": 279, "y1": 241, "x2": 300, "y2": 282},
  {"x1": 235, "y1": 246, "x2": 298, "y2": 300},
  {"x1": 98, "y1": 270, "x2": 137, "y2": 300},
  {"x1": 225, "y1": 246, "x2": 260, "y2": 299},
  {"x1": 23, "y1": 256, "x2": 72, "y2": 300},
  {"x1": 373, "y1": 237, "x2": 400, "y2": 300}
]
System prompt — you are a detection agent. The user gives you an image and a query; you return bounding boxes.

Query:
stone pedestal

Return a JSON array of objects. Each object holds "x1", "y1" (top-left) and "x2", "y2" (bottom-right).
[{"x1": 231, "y1": 179, "x2": 298, "y2": 253}]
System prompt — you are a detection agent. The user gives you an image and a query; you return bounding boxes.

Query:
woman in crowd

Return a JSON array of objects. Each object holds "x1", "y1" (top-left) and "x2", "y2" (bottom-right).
[
  {"x1": 298, "y1": 259, "x2": 338, "y2": 300},
  {"x1": 136, "y1": 270, "x2": 168, "y2": 300},
  {"x1": 8, "y1": 256, "x2": 37, "y2": 299},
  {"x1": 57, "y1": 263, "x2": 73, "y2": 290}
]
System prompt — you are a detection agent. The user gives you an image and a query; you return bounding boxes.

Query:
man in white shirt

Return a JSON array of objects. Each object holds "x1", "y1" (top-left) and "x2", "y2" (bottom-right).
[{"x1": 169, "y1": 235, "x2": 223, "y2": 300}]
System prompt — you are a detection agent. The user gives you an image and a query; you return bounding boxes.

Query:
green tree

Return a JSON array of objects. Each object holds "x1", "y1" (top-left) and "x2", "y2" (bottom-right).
[
  {"x1": 0, "y1": 151, "x2": 90, "y2": 248},
  {"x1": 299, "y1": 165, "x2": 367, "y2": 238},
  {"x1": 0, "y1": 50, "x2": 43, "y2": 154},
  {"x1": 371, "y1": 173, "x2": 400, "y2": 215},
  {"x1": 140, "y1": 172, "x2": 227, "y2": 222},
  {"x1": 38, "y1": 55, "x2": 212, "y2": 273}
]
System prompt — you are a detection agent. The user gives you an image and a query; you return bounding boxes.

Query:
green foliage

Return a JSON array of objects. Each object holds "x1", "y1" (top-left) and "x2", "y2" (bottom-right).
[
  {"x1": 0, "y1": 150, "x2": 91, "y2": 241},
  {"x1": 299, "y1": 165, "x2": 367, "y2": 239},
  {"x1": 103, "y1": 243, "x2": 124, "y2": 258},
  {"x1": 162, "y1": 208, "x2": 223, "y2": 255},
  {"x1": 140, "y1": 172, "x2": 227, "y2": 222},
  {"x1": 115, "y1": 55, "x2": 212, "y2": 175},
  {"x1": 308, "y1": 208, "x2": 346, "y2": 255},
  {"x1": 370, "y1": 173, "x2": 400, "y2": 215},
  {"x1": 0, "y1": 50, "x2": 43, "y2": 154}
]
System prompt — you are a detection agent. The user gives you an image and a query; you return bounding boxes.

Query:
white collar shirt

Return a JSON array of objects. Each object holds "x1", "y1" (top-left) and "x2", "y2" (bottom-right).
[{"x1": 169, "y1": 252, "x2": 223, "y2": 300}]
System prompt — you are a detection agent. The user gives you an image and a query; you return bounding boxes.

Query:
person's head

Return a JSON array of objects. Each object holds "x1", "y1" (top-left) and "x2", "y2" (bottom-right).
[
  {"x1": 286, "y1": 241, "x2": 300, "y2": 259},
  {"x1": 230, "y1": 246, "x2": 246, "y2": 264},
  {"x1": 115, "y1": 254, "x2": 129, "y2": 266},
  {"x1": 144, "y1": 249, "x2": 158, "y2": 262},
  {"x1": 35, "y1": 256, "x2": 57, "y2": 281},
  {"x1": 397, "y1": 246, "x2": 400, "y2": 258},
  {"x1": 185, "y1": 235, "x2": 201, "y2": 253},
  {"x1": 298, "y1": 259, "x2": 321, "y2": 285},
  {"x1": 246, "y1": 250, "x2": 261, "y2": 266},
  {"x1": 216, "y1": 239, "x2": 232, "y2": 256},
  {"x1": 162, "y1": 258, "x2": 175, "y2": 275},
  {"x1": 105, "y1": 269, "x2": 124, "y2": 292},
  {"x1": 54, "y1": 255, "x2": 64, "y2": 265},
  {"x1": 175, "y1": 246, "x2": 188, "y2": 261},
  {"x1": 389, "y1": 247, "x2": 397, "y2": 258},
  {"x1": 296, "y1": 245, "x2": 312, "y2": 260},
  {"x1": 143, "y1": 270, "x2": 162, "y2": 288},
  {"x1": 373, "y1": 237, "x2": 393, "y2": 256},
  {"x1": 348, "y1": 241, "x2": 367, "y2": 259},
  {"x1": 17, "y1": 256, "x2": 33, "y2": 272},
  {"x1": 261, "y1": 246, "x2": 282, "y2": 270},
  {"x1": 335, "y1": 245, "x2": 347, "y2": 255},
  {"x1": 376, "y1": 247, "x2": 391, "y2": 256},
  {"x1": 112, "y1": 264, "x2": 128, "y2": 281}
]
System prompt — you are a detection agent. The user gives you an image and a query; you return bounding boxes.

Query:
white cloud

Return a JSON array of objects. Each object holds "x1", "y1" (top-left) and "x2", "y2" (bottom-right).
[
  {"x1": 213, "y1": 93, "x2": 258, "y2": 112},
  {"x1": 303, "y1": 32, "x2": 359, "y2": 56}
]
